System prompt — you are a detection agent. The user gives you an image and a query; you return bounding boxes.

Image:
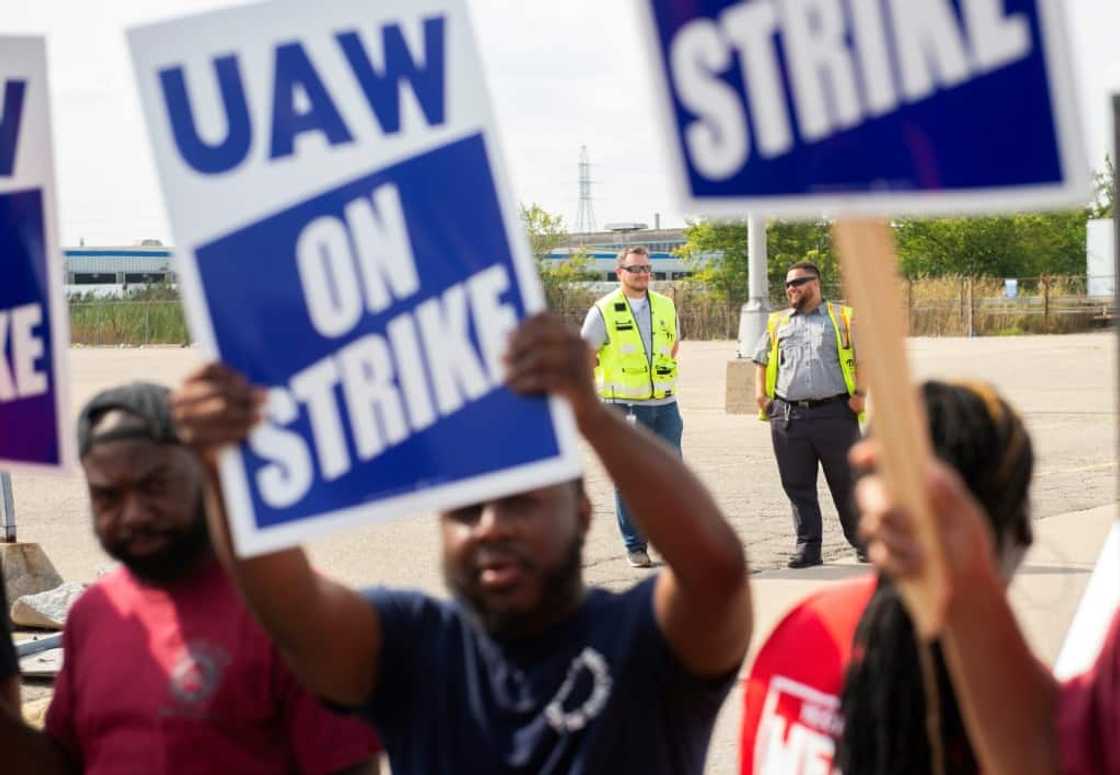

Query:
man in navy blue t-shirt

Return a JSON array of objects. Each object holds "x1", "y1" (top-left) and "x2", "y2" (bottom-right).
[{"x1": 173, "y1": 314, "x2": 754, "y2": 774}]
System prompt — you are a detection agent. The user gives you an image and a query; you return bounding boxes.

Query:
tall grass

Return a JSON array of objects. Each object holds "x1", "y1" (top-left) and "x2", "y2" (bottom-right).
[
  {"x1": 904, "y1": 275, "x2": 1102, "y2": 336},
  {"x1": 69, "y1": 301, "x2": 189, "y2": 346}
]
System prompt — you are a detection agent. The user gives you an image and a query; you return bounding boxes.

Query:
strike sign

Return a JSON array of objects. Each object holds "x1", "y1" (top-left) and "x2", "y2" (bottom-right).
[
  {"x1": 129, "y1": 0, "x2": 582, "y2": 555},
  {"x1": 639, "y1": 0, "x2": 1088, "y2": 216},
  {"x1": 0, "y1": 37, "x2": 73, "y2": 471}
]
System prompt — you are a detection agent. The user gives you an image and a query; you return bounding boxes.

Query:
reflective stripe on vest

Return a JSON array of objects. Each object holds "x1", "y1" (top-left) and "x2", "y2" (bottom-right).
[{"x1": 594, "y1": 289, "x2": 678, "y2": 401}]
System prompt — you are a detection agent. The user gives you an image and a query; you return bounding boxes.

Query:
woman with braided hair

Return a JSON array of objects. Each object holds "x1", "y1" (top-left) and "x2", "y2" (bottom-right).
[{"x1": 740, "y1": 381, "x2": 1035, "y2": 775}]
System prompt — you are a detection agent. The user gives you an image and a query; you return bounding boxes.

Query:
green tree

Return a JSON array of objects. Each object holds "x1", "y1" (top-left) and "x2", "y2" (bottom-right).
[
  {"x1": 675, "y1": 218, "x2": 748, "y2": 300},
  {"x1": 540, "y1": 248, "x2": 596, "y2": 285},
  {"x1": 520, "y1": 202, "x2": 567, "y2": 260},
  {"x1": 766, "y1": 219, "x2": 835, "y2": 287},
  {"x1": 519, "y1": 202, "x2": 597, "y2": 289},
  {"x1": 895, "y1": 211, "x2": 1088, "y2": 278},
  {"x1": 1091, "y1": 155, "x2": 1115, "y2": 219},
  {"x1": 675, "y1": 217, "x2": 836, "y2": 300}
]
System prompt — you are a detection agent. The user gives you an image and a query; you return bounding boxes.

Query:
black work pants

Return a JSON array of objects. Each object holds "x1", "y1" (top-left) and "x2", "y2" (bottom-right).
[{"x1": 768, "y1": 397, "x2": 862, "y2": 557}]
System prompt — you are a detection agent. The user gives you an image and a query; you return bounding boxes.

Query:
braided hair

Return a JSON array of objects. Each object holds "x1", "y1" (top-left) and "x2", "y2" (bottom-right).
[{"x1": 835, "y1": 381, "x2": 1034, "y2": 775}]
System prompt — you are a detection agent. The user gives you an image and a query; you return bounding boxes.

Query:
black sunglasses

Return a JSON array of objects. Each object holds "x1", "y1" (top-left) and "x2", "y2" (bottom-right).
[
  {"x1": 785, "y1": 276, "x2": 817, "y2": 289},
  {"x1": 621, "y1": 265, "x2": 653, "y2": 274}
]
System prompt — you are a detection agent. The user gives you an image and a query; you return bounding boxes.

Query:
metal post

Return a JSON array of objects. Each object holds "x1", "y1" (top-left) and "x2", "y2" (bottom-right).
[
  {"x1": 1043, "y1": 276, "x2": 1051, "y2": 331},
  {"x1": 906, "y1": 279, "x2": 913, "y2": 334},
  {"x1": 1, "y1": 472, "x2": 15, "y2": 543},
  {"x1": 960, "y1": 278, "x2": 966, "y2": 333},
  {"x1": 737, "y1": 214, "x2": 770, "y2": 358},
  {"x1": 967, "y1": 276, "x2": 975, "y2": 338}
]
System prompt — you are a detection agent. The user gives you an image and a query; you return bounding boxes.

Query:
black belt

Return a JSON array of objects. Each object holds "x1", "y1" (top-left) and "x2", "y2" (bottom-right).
[{"x1": 776, "y1": 393, "x2": 849, "y2": 409}]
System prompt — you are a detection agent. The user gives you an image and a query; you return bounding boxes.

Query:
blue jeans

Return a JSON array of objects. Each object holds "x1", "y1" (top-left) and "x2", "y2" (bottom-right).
[{"x1": 611, "y1": 401, "x2": 684, "y2": 552}]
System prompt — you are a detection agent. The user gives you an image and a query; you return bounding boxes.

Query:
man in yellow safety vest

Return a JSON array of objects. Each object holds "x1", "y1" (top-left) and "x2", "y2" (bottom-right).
[
  {"x1": 581, "y1": 246, "x2": 681, "y2": 569},
  {"x1": 752, "y1": 261, "x2": 866, "y2": 568}
]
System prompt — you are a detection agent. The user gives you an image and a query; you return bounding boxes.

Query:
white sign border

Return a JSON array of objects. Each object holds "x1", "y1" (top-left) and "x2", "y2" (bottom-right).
[
  {"x1": 129, "y1": 2, "x2": 584, "y2": 557},
  {"x1": 0, "y1": 36, "x2": 76, "y2": 475},
  {"x1": 1054, "y1": 521, "x2": 1120, "y2": 680},
  {"x1": 635, "y1": 0, "x2": 1091, "y2": 219}
]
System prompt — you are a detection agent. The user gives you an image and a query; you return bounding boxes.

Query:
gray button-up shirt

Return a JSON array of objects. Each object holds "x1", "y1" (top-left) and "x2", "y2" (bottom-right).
[{"x1": 752, "y1": 304, "x2": 850, "y2": 401}]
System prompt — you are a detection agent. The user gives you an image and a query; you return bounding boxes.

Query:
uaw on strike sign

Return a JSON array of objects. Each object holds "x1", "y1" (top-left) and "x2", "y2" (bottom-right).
[
  {"x1": 0, "y1": 37, "x2": 73, "y2": 471},
  {"x1": 638, "y1": 2, "x2": 1091, "y2": 774},
  {"x1": 638, "y1": 0, "x2": 1088, "y2": 216},
  {"x1": 129, "y1": 0, "x2": 581, "y2": 555}
]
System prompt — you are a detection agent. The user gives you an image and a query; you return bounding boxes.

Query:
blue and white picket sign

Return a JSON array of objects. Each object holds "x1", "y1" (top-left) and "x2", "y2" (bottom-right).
[
  {"x1": 129, "y1": 0, "x2": 582, "y2": 556},
  {"x1": 0, "y1": 37, "x2": 73, "y2": 472},
  {"x1": 638, "y1": 0, "x2": 1089, "y2": 216}
]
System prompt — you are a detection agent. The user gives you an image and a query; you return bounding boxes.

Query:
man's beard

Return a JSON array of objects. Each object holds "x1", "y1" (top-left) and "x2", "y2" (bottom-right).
[
  {"x1": 446, "y1": 532, "x2": 584, "y2": 640},
  {"x1": 100, "y1": 499, "x2": 212, "y2": 585}
]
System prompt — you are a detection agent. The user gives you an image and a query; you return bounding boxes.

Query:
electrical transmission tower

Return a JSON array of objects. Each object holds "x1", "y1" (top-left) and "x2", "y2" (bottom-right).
[{"x1": 574, "y1": 145, "x2": 597, "y2": 234}]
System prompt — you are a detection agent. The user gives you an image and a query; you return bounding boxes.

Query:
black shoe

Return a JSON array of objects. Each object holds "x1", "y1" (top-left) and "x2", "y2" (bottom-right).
[
  {"x1": 787, "y1": 553, "x2": 823, "y2": 569},
  {"x1": 855, "y1": 548, "x2": 870, "y2": 563}
]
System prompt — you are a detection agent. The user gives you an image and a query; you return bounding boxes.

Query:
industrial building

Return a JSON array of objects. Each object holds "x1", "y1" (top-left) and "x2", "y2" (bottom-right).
[
  {"x1": 544, "y1": 226, "x2": 701, "y2": 281},
  {"x1": 64, "y1": 227, "x2": 702, "y2": 288},
  {"x1": 64, "y1": 244, "x2": 174, "y2": 286}
]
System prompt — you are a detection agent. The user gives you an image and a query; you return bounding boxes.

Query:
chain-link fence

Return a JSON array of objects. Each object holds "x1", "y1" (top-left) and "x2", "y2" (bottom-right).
[
  {"x1": 64, "y1": 276, "x2": 1114, "y2": 346},
  {"x1": 548, "y1": 274, "x2": 1116, "y2": 340}
]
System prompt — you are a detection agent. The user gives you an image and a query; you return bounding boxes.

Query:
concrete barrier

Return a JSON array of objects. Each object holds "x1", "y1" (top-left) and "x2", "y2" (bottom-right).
[
  {"x1": 1, "y1": 543, "x2": 63, "y2": 608},
  {"x1": 725, "y1": 358, "x2": 757, "y2": 415}
]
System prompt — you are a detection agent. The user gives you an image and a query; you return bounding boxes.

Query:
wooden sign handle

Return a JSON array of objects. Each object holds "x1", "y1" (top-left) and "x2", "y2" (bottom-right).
[{"x1": 833, "y1": 219, "x2": 949, "y2": 640}]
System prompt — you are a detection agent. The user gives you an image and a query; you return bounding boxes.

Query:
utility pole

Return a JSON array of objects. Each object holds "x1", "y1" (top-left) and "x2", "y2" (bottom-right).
[
  {"x1": 726, "y1": 215, "x2": 770, "y2": 413},
  {"x1": 738, "y1": 215, "x2": 769, "y2": 358}
]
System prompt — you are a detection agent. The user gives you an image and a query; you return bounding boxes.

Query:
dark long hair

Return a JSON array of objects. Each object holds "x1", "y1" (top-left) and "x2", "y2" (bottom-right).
[{"x1": 835, "y1": 381, "x2": 1034, "y2": 775}]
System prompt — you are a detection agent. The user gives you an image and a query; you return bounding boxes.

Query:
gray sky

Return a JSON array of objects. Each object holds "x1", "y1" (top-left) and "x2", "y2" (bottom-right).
[{"x1": 6, "y1": 0, "x2": 1120, "y2": 245}]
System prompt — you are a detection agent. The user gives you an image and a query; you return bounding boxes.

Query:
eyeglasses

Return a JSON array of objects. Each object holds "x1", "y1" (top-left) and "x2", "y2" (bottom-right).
[
  {"x1": 785, "y1": 276, "x2": 816, "y2": 289},
  {"x1": 621, "y1": 265, "x2": 653, "y2": 274}
]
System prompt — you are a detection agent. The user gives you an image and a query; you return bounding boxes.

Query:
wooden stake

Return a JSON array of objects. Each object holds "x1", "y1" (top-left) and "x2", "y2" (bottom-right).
[{"x1": 833, "y1": 219, "x2": 949, "y2": 639}]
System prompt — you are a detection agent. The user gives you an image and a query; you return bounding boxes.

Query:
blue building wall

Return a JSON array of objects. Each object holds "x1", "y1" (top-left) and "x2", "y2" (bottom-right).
[{"x1": 64, "y1": 246, "x2": 174, "y2": 284}]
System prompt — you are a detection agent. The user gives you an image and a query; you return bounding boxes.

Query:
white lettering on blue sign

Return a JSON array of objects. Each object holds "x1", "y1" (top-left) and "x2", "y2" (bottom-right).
[
  {"x1": 669, "y1": 0, "x2": 1032, "y2": 180},
  {"x1": 0, "y1": 79, "x2": 26, "y2": 176},
  {"x1": 250, "y1": 261, "x2": 518, "y2": 508},
  {"x1": 129, "y1": 1, "x2": 584, "y2": 554},
  {"x1": 0, "y1": 303, "x2": 47, "y2": 403},
  {"x1": 158, "y1": 17, "x2": 447, "y2": 174},
  {"x1": 297, "y1": 184, "x2": 419, "y2": 338}
]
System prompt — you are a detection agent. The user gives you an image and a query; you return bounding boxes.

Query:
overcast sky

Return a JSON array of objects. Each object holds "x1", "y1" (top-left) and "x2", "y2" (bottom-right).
[{"x1": 6, "y1": 0, "x2": 1120, "y2": 245}]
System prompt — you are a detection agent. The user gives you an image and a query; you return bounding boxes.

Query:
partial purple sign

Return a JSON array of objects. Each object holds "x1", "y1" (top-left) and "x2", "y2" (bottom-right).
[{"x1": 0, "y1": 38, "x2": 73, "y2": 471}]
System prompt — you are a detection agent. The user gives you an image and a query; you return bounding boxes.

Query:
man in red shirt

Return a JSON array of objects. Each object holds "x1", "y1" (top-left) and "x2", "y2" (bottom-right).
[{"x1": 0, "y1": 383, "x2": 380, "y2": 774}]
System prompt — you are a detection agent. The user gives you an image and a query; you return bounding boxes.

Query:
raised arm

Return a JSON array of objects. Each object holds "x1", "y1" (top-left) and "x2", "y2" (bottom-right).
[
  {"x1": 505, "y1": 314, "x2": 752, "y2": 677},
  {"x1": 854, "y1": 442, "x2": 1060, "y2": 775},
  {"x1": 171, "y1": 365, "x2": 382, "y2": 707}
]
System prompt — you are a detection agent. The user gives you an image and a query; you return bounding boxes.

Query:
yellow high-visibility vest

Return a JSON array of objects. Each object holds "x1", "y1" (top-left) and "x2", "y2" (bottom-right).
[
  {"x1": 759, "y1": 302, "x2": 860, "y2": 421},
  {"x1": 593, "y1": 289, "x2": 678, "y2": 401}
]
